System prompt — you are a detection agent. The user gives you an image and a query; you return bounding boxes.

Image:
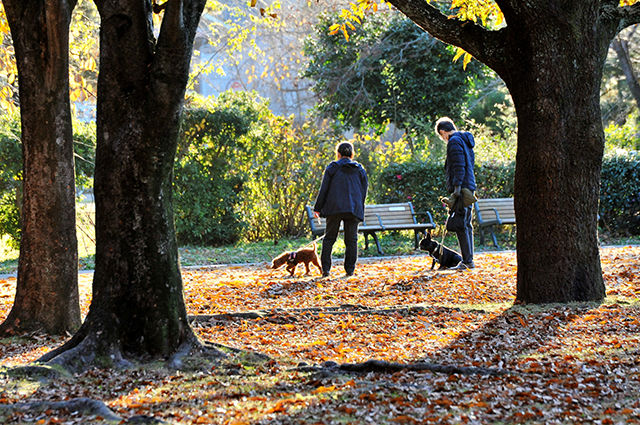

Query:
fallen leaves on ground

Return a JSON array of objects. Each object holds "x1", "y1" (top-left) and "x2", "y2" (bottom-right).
[{"x1": 0, "y1": 247, "x2": 639, "y2": 424}]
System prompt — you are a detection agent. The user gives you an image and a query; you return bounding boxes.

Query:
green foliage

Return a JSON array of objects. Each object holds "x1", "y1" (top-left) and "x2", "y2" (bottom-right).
[
  {"x1": 238, "y1": 115, "x2": 336, "y2": 241},
  {"x1": 173, "y1": 91, "x2": 338, "y2": 244},
  {"x1": 303, "y1": 12, "x2": 488, "y2": 146},
  {"x1": 173, "y1": 92, "x2": 257, "y2": 246},
  {"x1": 0, "y1": 115, "x2": 23, "y2": 249},
  {"x1": 0, "y1": 115, "x2": 21, "y2": 186},
  {"x1": 380, "y1": 152, "x2": 640, "y2": 237},
  {"x1": 604, "y1": 113, "x2": 640, "y2": 153},
  {"x1": 599, "y1": 151, "x2": 640, "y2": 235}
]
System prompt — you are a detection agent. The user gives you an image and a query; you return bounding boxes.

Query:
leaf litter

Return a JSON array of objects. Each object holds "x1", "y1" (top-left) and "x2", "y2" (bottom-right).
[{"x1": 0, "y1": 246, "x2": 638, "y2": 424}]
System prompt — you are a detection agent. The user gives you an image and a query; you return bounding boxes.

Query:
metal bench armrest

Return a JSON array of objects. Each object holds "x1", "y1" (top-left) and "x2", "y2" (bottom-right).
[
  {"x1": 365, "y1": 213, "x2": 385, "y2": 230},
  {"x1": 489, "y1": 207, "x2": 504, "y2": 225},
  {"x1": 412, "y1": 211, "x2": 435, "y2": 226}
]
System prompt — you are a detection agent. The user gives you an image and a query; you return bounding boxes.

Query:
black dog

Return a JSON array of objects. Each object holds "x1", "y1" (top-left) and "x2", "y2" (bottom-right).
[{"x1": 419, "y1": 233, "x2": 463, "y2": 270}]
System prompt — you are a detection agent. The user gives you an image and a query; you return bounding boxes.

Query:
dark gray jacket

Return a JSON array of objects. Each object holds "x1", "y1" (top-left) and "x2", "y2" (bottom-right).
[
  {"x1": 314, "y1": 157, "x2": 368, "y2": 221},
  {"x1": 445, "y1": 131, "x2": 476, "y2": 193}
]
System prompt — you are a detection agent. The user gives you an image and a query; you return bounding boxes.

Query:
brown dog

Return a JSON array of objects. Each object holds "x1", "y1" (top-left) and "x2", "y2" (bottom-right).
[{"x1": 271, "y1": 242, "x2": 322, "y2": 276}]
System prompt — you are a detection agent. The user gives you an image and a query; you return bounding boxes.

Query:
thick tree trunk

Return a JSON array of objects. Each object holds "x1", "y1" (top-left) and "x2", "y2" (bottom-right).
[
  {"x1": 497, "y1": 5, "x2": 608, "y2": 303},
  {"x1": 40, "y1": 0, "x2": 210, "y2": 371},
  {"x1": 383, "y1": 0, "x2": 640, "y2": 303},
  {"x1": 0, "y1": 0, "x2": 81, "y2": 335}
]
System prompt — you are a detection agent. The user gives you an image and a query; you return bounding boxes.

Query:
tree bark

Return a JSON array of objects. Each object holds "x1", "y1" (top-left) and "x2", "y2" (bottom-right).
[
  {"x1": 0, "y1": 0, "x2": 81, "y2": 335},
  {"x1": 40, "y1": 0, "x2": 210, "y2": 371},
  {"x1": 385, "y1": 0, "x2": 640, "y2": 303},
  {"x1": 505, "y1": 5, "x2": 607, "y2": 303}
]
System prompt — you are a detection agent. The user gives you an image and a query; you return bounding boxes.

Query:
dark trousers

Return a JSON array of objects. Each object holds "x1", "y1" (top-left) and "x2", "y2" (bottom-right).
[
  {"x1": 455, "y1": 205, "x2": 474, "y2": 264},
  {"x1": 321, "y1": 213, "x2": 359, "y2": 275}
]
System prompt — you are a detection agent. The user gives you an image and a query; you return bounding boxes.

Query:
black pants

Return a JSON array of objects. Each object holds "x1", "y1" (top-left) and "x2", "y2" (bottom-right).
[
  {"x1": 321, "y1": 213, "x2": 359, "y2": 275},
  {"x1": 456, "y1": 205, "x2": 474, "y2": 264}
]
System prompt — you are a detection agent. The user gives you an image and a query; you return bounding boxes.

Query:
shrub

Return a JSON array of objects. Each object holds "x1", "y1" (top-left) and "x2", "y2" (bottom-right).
[
  {"x1": 238, "y1": 115, "x2": 336, "y2": 241},
  {"x1": 173, "y1": 93, "x2": 255, "y2": 245},
  {"x1": 600, "y1": 151, "x2": 640, "y2": 235}
]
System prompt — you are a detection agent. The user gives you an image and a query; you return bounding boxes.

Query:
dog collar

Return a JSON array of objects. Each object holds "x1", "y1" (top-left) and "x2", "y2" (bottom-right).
[{"x1": 287, "y1": 252, "x2": 297, "y2": 263}]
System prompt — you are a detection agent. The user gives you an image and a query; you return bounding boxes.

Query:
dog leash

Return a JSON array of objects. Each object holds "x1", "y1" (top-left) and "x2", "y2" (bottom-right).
[{"x1": 298, "y1": 234, "x2": 326, "y2": 250}]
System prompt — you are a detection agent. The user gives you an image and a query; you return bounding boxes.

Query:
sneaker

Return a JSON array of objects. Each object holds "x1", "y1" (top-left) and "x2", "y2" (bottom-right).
[
  {"x1": 345, "y1": 272, "x2": 354, "y2": 277},
  {"x1": 322, "y1": 271, "x2": 331, "y2": 277},
  {"x1": 452, "y1": 261, "x2": 475, "y2": 270}
]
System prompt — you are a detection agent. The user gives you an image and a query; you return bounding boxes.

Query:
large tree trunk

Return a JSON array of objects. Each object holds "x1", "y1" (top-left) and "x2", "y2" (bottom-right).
[
  {"x1": 0, "y1": 0, "x2": 81, "y2": 335},
  {"x1": 502, "y1": 7, "x2": 607, "y2": 303},
  {"x1": 384, "y1": 0, "x2": 640, "y2": 303},
  {"x1": 40, "y1": 0, "x2": 210, "y2": 371}
]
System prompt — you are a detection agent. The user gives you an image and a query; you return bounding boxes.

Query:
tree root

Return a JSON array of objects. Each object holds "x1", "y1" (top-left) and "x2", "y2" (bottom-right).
[
  {"x1": 294, "y1": 359, "x2": 508, "y2": 377},
  {"x1": 2, "y1": 364, "x2": 68, "y2": 380},
  {"x1": 0, "y1": 397, "x2": 122, "y2": 422},
  {"x1": 39, "y1": 332, "x2": 133, "y2": 374},
  {"x1": 204, "y1": 341, "x2": 271, "y2": 361},
  {"x1": 189, "y1": 304, "x2": 487, "y2": 323},
  {"x1": 167, "y1": 332, "x2": 225, "y2": 369}
]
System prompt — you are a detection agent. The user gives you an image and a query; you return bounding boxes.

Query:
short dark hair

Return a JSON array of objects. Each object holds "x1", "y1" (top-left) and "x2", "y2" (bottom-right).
[
  {"x1": 435, "y1": 117, "x2": 456, "y2": 134},
  {"x1": 336, "y1": 141, "x2": 354, "y2": 158}
]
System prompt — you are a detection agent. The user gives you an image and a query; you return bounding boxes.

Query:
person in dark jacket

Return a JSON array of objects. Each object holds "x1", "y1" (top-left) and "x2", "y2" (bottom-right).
[
  {"x1": 313, "y1": 141, "x2": 368, "y2": 277},
  {"x1": 435, "y1": 117, "x2": 477, "y2": 269}
]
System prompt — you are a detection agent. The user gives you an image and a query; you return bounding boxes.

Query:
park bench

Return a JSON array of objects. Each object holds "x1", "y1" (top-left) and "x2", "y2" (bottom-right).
[
  {"x1": 474, "y1": 197, "x2": 516, "y2": 247},
  {"x1": 305, "y1": 202, "x2": 436, "y2": 254}
]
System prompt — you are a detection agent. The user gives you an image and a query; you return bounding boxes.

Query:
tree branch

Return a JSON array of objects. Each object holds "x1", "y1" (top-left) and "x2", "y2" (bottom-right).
[
  {"x1": 620, "y1": 1, "x2": 640, "y2": 29},
  {"x1": 385, "y1": 0, "x2": 510, "y2": 73}
]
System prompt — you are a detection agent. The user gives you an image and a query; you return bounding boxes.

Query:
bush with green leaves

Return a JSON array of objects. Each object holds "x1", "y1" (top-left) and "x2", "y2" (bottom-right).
[
  {"x1": 173, "y1": 92, "x2": 259, "y2": 246},
  {"x1": 604, "y1": 113, "x2": 640, "y2": 153},
  {"x1": 174, "y1": 91, "x2": 339, "y2": 244},
  {"x1": 600, "y1": 151, "x2": 640, "y2": 235},
  {"x1": 381, "y1": 153, "x2": 640, "y2": 236},
  {"x1": 237, "y1": 114, "x2": 337, "y2": 241}
]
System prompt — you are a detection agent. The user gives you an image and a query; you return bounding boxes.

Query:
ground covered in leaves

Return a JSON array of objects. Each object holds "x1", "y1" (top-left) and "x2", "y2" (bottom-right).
[{"x1": 1, "y1": 247, "x2": 639, "y2": 424}]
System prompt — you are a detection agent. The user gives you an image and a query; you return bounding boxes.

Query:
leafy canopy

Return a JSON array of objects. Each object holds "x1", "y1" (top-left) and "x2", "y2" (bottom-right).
[
  {"x1": 303, "y1": 12, "x2": 487, "y2": 145},
  {"x1": 338, "y1": 0, "x2": 639, "y2": 67}
]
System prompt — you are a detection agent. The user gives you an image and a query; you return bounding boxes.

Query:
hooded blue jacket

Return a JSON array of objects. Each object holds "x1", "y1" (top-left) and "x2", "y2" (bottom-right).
[
  {"x1": 445, "y1": 131, "x2": 476, "y2": 193},
  {"x1": 314, "y1": 157, "x2": 368, "y2": 221}
]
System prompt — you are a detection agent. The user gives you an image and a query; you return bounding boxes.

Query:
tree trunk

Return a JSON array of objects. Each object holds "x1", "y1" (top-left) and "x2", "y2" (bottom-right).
[
  {"x1": 40, "y1": 0, "x2": 210, "y2": 371},
  {"x1": 382, "y1": 0, "x2": 640, "y2": 303},
  {"x1": 502, "y1": 11, "x2": 607, "y2": 303},
  {"x1": 0, "y1": 0, "x2": 81, "y2": 335}
]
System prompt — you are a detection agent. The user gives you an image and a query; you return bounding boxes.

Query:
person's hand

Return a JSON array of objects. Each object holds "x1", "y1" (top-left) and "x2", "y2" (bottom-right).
[{"x1": 451, "y1": 185, "x2": 461, "y2": 200}]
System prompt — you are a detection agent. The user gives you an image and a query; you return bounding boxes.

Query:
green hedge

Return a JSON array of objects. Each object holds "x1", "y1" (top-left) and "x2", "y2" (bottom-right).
[
  {"x1": 600, "y1": 152, "x2": 640, "y2": 235},
  {"x1": 379, "y1": 155, "x2": 639, "y2": 235}
]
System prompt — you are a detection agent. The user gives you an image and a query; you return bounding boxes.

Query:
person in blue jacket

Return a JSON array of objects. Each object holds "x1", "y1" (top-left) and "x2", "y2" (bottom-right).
[
  {"x1": 435, "y1": 117, "x2": 477, "y2": 269},
  {"x1": 313, "y1": 141, "x2": 368, "y2": 277}
]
